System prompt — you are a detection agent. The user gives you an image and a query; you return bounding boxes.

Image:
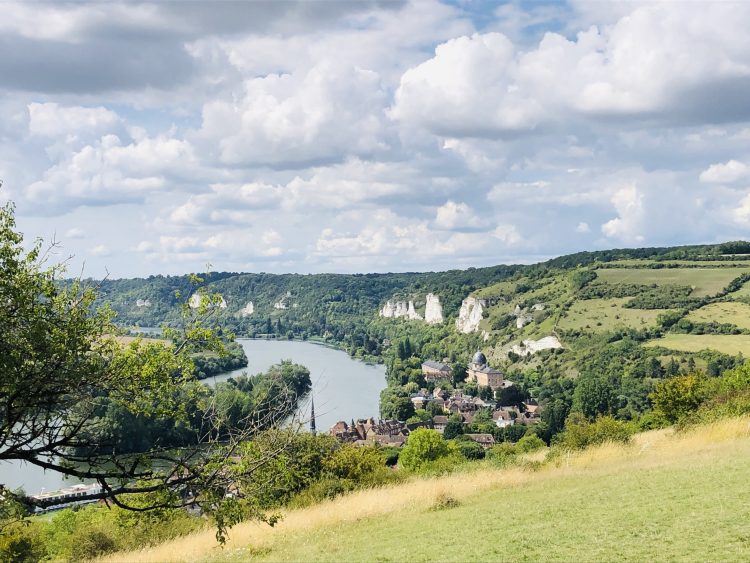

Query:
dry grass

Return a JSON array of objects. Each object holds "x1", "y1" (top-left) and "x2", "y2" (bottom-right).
[
  {"x1": 101, "y1": 417, "x2": 750, "y2": 563},
  {"x1": 645, "y1": 333, "x2": 750, "y2": 355}
]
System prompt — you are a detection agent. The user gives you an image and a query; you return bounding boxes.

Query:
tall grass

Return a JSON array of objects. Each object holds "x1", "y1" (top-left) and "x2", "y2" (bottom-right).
[{"x1": 102, "y1": 416, "x2": 750, "y2": 563}]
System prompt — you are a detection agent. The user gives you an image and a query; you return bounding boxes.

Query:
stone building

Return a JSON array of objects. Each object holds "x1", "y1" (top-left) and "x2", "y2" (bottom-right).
[
  {"x1": 421, "y1": 360, "x2": 452, "y2": 383},
  {"x1": 466, "y1": 351, "x2": 504, "y2": 390}
]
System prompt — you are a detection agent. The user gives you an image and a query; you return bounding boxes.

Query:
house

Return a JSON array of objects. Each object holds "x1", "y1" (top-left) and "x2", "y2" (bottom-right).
[
  {"x1": 465, "y1": 433, "x2": 496, "y2": 449},
  {"x1": 465, "y1": 351, "x2": 505, "y2": 390},
  {"x1": 410, "y1": 390, "x2": 433, "y2": 410},
  {"x1": 432, "y1": 415, "x2": 449, "y2": 433},
  {"x1": 520, "y1": 402, "x2": 542, "y2": 425},
  {"x1": 421, "y1": 361, "x2": 452, "y2": 383},
  {"x1": 493, "y1": 409, "x2": 515, "y2": 428}
]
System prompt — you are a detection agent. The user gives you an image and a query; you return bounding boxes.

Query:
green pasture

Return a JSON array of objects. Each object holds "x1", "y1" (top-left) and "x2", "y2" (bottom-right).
[
  {"x1": 686, "y1": 302, "x2": 750, "y2": 330},
  {"x1": 645, "y1": 334, "x2": 750, "y2": 355},
  {"x1": 557, "y1": 298, "x2": 668, "y2": 332},
  {"x1": 595, "y1": 267, "x2": 750, "y2": 297}
]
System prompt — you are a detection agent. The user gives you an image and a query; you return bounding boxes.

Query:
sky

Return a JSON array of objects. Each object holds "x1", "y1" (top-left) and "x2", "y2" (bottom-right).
[{"x1": 2, "y1": 0, "x2": 750, "y2": 278}]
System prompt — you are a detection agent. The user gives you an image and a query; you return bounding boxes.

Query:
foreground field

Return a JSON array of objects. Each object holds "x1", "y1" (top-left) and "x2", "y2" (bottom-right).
[
  {"x1": 104, "y1": 418, "x2": 750, "y2": 563},
  {"x1": 645, "y1": 334, "x2": 750, "y2": 355},
  {"x1": 596, "y1": 267, "x2": 750, "y2": 296}
]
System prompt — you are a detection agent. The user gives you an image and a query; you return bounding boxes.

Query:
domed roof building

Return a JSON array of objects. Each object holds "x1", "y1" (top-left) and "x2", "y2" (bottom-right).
[
  {"x1": 467, "y1": 350, "x2": 504, "y2": 390},
  {"x1": 471, "y1": 351, "x2": 488, "y2": 366}
]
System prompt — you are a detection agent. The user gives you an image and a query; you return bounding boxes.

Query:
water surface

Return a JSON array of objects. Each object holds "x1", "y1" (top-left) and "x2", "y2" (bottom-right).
[{"x1": 1, "y1": 339, "x2": 385, "y2": 493}]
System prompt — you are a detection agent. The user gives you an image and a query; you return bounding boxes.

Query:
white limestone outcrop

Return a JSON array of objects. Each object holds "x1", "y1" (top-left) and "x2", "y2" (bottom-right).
[
  {"x1": 238, "y1": 301, "x2": 255, "y2": 317},
  {"x1": 407, "y1": 300, "x2": 422, "y2": 320},
  {"x1": 188, "y1": 293, "x2": 227, "y2": 310},
  {"x1": 380, "y1": 301, "x2": 396, "y2": 318},
  {"x1": 424, "y1": 293, "x2": 444, "y2": 325},
  {"x1": 379, "y1": 299, "x2": 422, "y2": 320},
  {"x1": 135, "y1": 299, "x2": 151, "y2": 308},
  {"x1": 510, "y1": 335, "x2": 563, "y2": 357},
  {"x1": 456, "y1": 297, "x2": 485, "y2": 333}
]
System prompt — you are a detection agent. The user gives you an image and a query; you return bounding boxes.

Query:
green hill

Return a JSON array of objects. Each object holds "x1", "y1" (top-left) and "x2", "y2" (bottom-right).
[
  {"x1": 90, "y1": 241, "x2": 750, "y2": 432},
  {"x1": 103, "y1": 416, "x2": 750, "y2": 562}
]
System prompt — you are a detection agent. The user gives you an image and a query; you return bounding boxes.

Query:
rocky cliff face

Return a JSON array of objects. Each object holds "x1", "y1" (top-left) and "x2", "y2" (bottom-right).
[
  {"x1": 510, "y1": 335, "x2": 562, "y2": 357},
  {"x1": 188, "y1": 293, "x2": 227, "y2": 309},
  {"x1": 238, "y1": 301, "x2": 254, "y2": 317},
  {"x1": 456, "y1": 296, "x2": 485, "y2": 333},
  {"x1": 379, "y1": 299, "x2": 427, "y2": 321},
  {"x1": 424, "y1": 293, "x2": 444, "y2": 325}
]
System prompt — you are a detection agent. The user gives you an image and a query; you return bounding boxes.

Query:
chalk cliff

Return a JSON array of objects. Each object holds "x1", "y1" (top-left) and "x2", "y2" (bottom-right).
[
  {"x1": 510, "y1": 335, "x2": 563, "y2": 357},
  {"x1": 379, "y1": 298, "x2": 431, "y2": 321},
  {"x1": 456, "y1": 297, "x2": 485, "y2": 333},
  {"x1": 424, "y1": 293, "x2": 444, "y2": 325},
  {"x1": 238, "y1": 301, "x2": 254, "y2": 317}
]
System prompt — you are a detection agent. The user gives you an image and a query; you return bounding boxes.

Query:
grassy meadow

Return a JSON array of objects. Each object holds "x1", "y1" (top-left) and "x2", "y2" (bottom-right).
[
  {"x1": 595, "y1": 267, "x2": 750, "y2": 297},
  {"x1": 686, "y1": 301, "x2": 750, "y2": 330},
  {"x1": 557, "y1": 298, "x2": 668, "y2": 332},
  {"x1": 645, "y1": 334, "x2": 750, "y2": 355},
  {"x1": 102, "y1": 418, "x2": 750, "y2": 563}
]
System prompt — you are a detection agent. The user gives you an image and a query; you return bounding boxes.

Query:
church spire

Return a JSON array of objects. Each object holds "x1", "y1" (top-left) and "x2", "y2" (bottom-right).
[{"x1": 310, "y1": 394, "x2": 316, "y2": 435}]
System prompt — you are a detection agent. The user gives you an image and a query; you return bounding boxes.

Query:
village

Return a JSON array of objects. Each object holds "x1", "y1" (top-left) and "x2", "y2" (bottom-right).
[{"x1": 329, "y1": 351, "x2": 542, "y2": 450}]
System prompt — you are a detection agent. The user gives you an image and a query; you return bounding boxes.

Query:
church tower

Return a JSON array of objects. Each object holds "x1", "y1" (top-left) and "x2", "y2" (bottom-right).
[{"x1": 310, "y1": 394, "x2": 317, "y2": 435}]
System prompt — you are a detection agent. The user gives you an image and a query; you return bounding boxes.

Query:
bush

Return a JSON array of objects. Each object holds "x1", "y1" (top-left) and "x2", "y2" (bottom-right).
[
  {"x1": 515, "y1": 434, "x2": 546, "y2": 453},
  {"x1": 0, "y1": 523, "x2": 47, "y2": 563},
  {"x1": 556, "y1": 414, "x2": 635, "y2": 450},
  {"x1": 453, "y1": 438, "x2": 486, "y2": 460},
  {"x1": 324, "y1": 445, "x2": 387, "y2": 484},
  {"x1": 486, "y1": 442, "x2": 517, "y2": 467},
  {"x1": 399, "y1": 429, "x2": 451, "y2": 471},
  {"x1": 650, "y1": 374, "x2": 709, "y2": 423}
]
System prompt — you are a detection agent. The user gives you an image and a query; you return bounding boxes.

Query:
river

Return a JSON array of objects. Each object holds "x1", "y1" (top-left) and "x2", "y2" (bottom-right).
[{"x1": 0, "y1": 338, "x2": 386, "y2": 494}]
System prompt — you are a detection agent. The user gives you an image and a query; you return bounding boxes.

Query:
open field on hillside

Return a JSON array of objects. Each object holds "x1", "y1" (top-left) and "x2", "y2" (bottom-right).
[
  {"x1": 113, "y1": 335, "x2": 170, "y2": 346},
  {"x1": 686, "y1": 302, "x2": 750, "y2": 330},
  {"x1": 607, "y1": 259, "x2": 750, "y2": 268},
  {"x1": 557, "y1": 298, "x2": 667, "y2": 332},
  {"x1": 103, "y1": 418, "x2": 750, "y2": 563},
  {"x1": 731, "y1": 280, "x2": 750, "y2": 298},
  {"x1": 596, "y1": 267, "x2": 750, "y2": 297},
  {"x1": 645, "y1": 334, "x2": 750, "y2": 355}
]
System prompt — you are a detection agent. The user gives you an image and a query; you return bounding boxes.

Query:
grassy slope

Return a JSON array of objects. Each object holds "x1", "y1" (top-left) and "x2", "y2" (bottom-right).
[
  {"x1": 686, "y1": 301, "x2": 750, "y2": 330},
  {"x1": 557, "y1": 297, "x2": 668, "y2": 332},
  {"x1": 645, "y1": 334, "x2": 750, "y2": 355},
  {"x1": 104, "y1": 418, "x2": 750, "y2": 563},
  {"x1": 596, "y1": 267, "x2": 750, "y2": 297}
]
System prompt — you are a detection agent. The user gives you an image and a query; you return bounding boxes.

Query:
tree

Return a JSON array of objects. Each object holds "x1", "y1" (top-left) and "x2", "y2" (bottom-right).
[
  {"x1": 442, "y1": 414, "x2": 464, "y2": 439},
  {"x1": 379, "y1": 387, "x2": 415, "y2": 421},
  {"x1": 572, "y1": 375, "x2": 616, "y2": 419},
  {"x1": 0, "y1": 197, "x2": 302, "y2": 539},
  {"x1": 649, "y1": 374, "x2": 708, "y2": 423},
  {"x1": 399, "y1": 429, "x2": 450, "y2": 470}
]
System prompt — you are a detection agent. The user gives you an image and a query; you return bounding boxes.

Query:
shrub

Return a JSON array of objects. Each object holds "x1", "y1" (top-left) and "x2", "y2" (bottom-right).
[
  {"x1": 0, "y1": 523, "x2": 47, "y2": 563},
  {"x1": 430, "y1": 492, "x2": 461, "y2": 511},
  {"x1": 556, "y1": 414, "x2": 635, "y2": 450},
  {"x1": 453, "y1": 438, "x2": 486, "y2": 460},
  {"x1": 515, "y1": 434, "x2": 546, "y2": 453},
  {"x1": 486, "y1": 442, "x2": 517, "y2": 467},
  {"x1": 650, "y1": 374, "x2": 709, "y2": 423},
  {"x1": 324, "y1": 445, "x2": 387, "y2": 484},
  {"x1": 399, "y1": 429, "x2": 451, "y2": 471}
]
